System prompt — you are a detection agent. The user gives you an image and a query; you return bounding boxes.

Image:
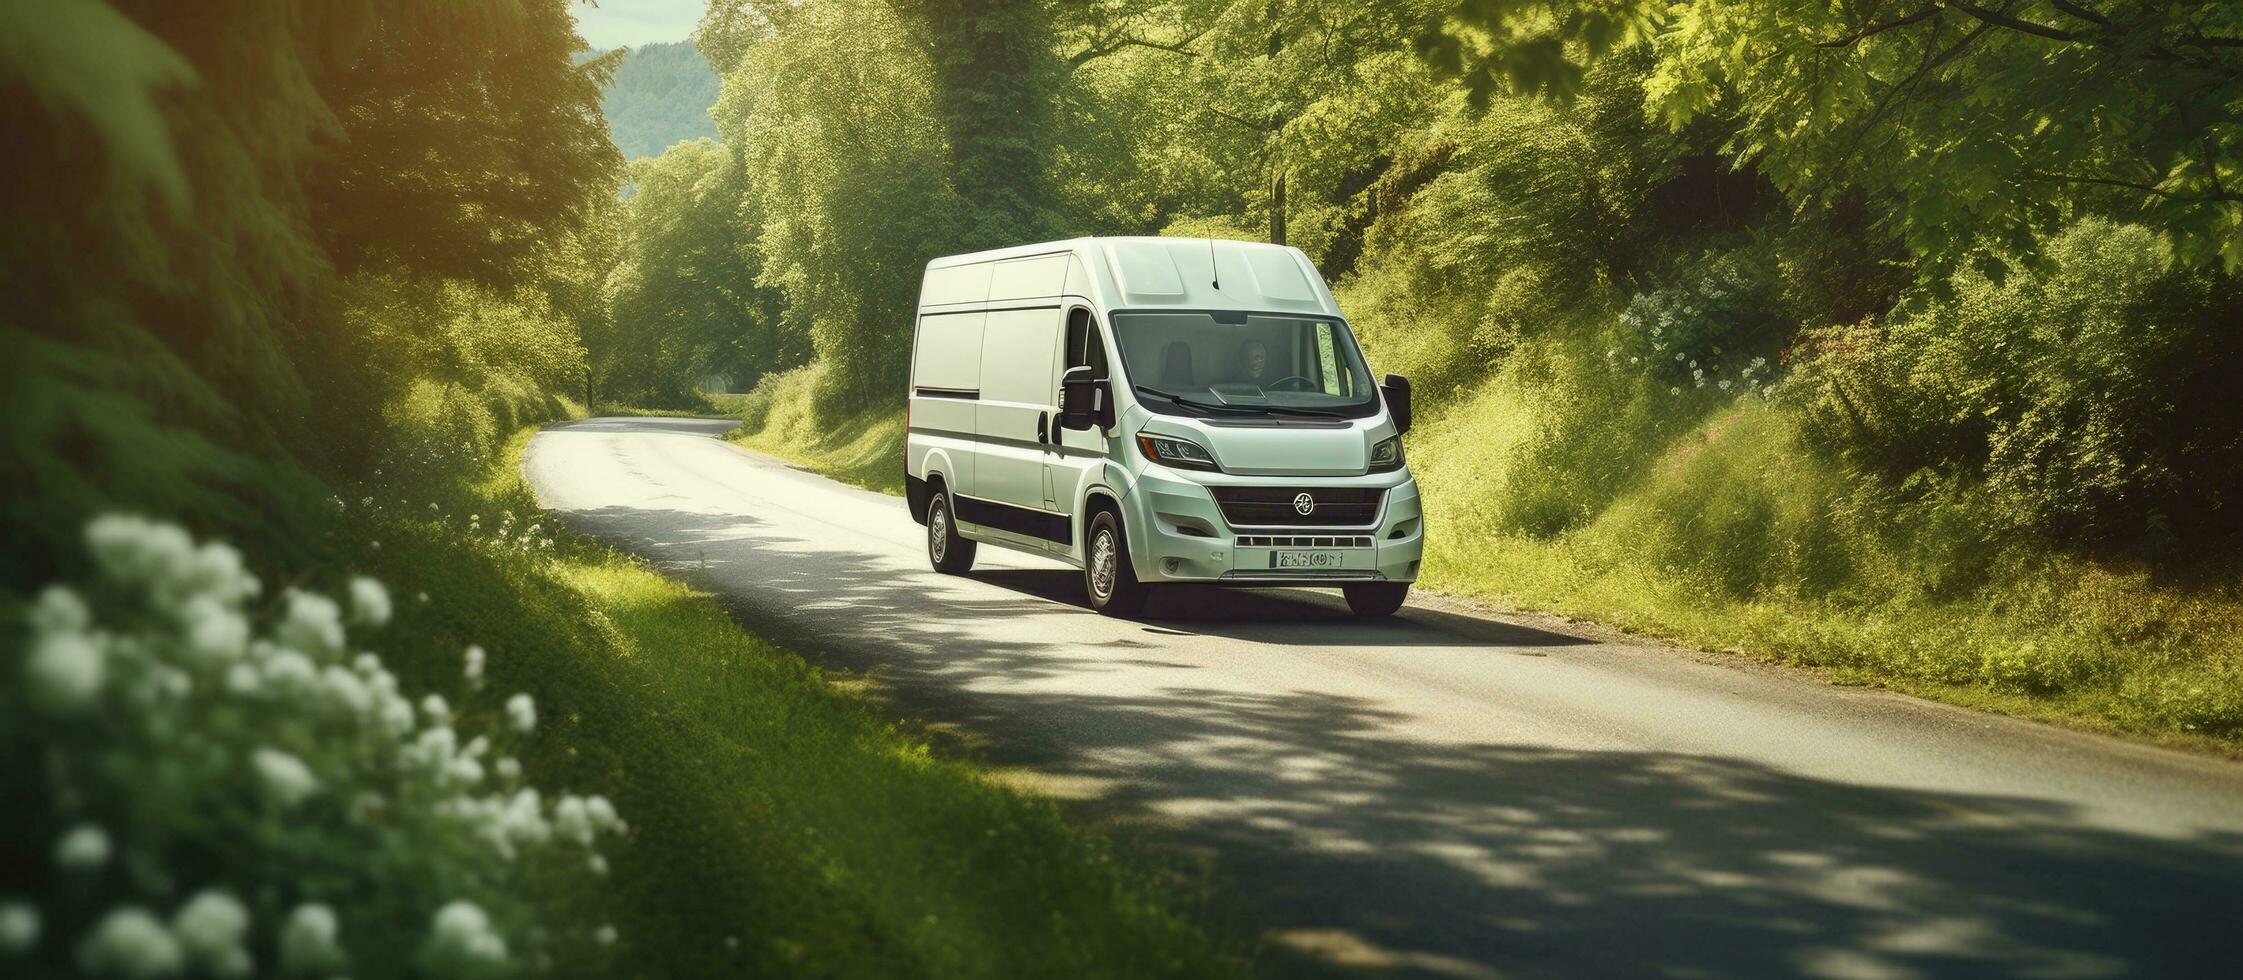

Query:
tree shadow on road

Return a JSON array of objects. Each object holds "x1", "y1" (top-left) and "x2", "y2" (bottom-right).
[{"x1": 548, "y1": 500, "x2": 2243, "y2": 979}]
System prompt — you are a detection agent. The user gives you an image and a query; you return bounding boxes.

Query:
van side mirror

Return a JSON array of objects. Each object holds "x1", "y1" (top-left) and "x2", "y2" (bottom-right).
[
  {"x1": 1059, "y1": 367, "x2": 1114, "y2": 432},
  {"x1": 1381, "y1": 373, "x2": 1412, "y2": 436}
]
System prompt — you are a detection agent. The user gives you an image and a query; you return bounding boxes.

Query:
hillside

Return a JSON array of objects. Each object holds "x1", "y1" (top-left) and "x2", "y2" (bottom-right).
[{"x1": 601, "y1": 40, "x2": 719, "y2": 160}]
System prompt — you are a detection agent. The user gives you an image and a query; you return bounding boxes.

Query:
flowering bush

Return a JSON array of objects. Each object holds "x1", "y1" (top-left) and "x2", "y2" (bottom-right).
[
  {"x1": 1610, "y1": 251, "x2": 1785, "y2": 399},
  {"x1": 2, "y1": 516, "x2": 626, "y2": 977}
]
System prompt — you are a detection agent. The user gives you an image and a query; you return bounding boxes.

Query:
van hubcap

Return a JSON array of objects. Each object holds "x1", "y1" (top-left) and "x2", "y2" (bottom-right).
[
  {"x1": 1090, "y1": 529, "x2": 1116, "y2": 599},
  {"x1": 930, "y1": 504, "x2": 948, "y2": 562}
]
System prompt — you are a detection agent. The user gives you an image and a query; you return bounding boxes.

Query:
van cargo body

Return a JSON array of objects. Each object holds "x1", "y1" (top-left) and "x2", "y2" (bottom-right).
[{"x1": 903, "y1": 237, "x2": 1423, "y2": 617}]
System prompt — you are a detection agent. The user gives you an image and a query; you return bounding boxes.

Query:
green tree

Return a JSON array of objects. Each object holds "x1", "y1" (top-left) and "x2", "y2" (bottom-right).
[
  {"x1": 711, "y1": 0, "x2": 965, "y2": 409},
  {"x1": 1419, "y1": 1, "x2": 2243, "y2": 272},
  {"x1": 602, "y1": 139, "x2": 798, "y2": 405}
]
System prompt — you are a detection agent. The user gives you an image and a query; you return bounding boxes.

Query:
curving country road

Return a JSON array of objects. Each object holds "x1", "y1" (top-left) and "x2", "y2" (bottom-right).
[{"x1": 526, "y1": 417, "x2": 2243, "y2": 979}]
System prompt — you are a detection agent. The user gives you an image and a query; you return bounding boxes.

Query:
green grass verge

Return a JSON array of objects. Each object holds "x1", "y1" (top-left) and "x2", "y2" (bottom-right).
[
  {"x1": 1402, "y1": 355, "x2": 2243, "y2": 755},
  {"x1": 729, "y1": 367, "x2": 907, "y2": 495},
  {"x1": 345, "y1": 427, "x2": 1243, "y2": 976}
]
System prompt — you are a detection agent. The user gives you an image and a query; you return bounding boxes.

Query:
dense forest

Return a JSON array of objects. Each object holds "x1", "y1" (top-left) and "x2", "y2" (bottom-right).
[
  {"x1": 643, "y1": 0, "x2": 2243, "y2": 739},
  {"x1": 598, "y1": 41, "x2": 720, "y2": 160}
]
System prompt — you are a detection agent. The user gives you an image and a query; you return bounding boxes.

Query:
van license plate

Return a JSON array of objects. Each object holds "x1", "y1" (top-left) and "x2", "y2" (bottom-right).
[{"x1": 1271, "y1": 550, "x2": 1343, "y2": 569}]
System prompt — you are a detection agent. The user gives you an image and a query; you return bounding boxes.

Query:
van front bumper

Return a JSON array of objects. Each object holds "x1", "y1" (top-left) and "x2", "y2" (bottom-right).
[{"x1": 1123, "y1": 470, "x2": 1424, "y2": 586}]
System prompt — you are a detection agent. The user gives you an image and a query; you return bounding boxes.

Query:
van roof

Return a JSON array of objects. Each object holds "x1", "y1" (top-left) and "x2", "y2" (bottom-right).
[{"x1": 924, "y1": 236, "x2": 1342, "y2": 318}]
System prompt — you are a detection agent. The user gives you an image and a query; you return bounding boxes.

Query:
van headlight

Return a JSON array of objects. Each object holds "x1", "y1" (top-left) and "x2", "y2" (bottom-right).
[
  {"x1": 1369, "y1": 435, "x2": 1404, "y2": 472},
  {"x1": 1136, "y1": 433, "x2": 1220, "y2": 471}
]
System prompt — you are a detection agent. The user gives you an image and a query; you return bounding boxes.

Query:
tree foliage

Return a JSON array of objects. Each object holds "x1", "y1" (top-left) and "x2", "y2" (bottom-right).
[
  {"x1": 2, "y1": 0, "x2": 618, "y2": 581},
  {"x1": 1418, "y1": 1, "x2": 2243, "y2": 273},
  {"x1": 602, "y1": 139, "x2": 797, "y2": 403}
]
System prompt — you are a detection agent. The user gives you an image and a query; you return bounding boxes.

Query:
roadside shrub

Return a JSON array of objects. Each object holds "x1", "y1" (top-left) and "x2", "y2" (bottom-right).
[
  {"x1": 3, "y1": 517, "x2": 625, "y2": 977},
  {"x1": 1784, "y1": 220, "x2": 2243, "y2": 558}
]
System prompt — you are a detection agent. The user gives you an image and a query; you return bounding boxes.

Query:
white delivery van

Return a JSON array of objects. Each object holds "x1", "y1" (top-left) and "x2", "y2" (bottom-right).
[{"x1": 903, "y1": 237, "x2": 1422, "y2": 617}]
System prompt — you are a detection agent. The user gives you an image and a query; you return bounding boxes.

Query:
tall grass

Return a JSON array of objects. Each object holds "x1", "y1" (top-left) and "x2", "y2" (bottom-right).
[{"x1": 1400, "y1": 332, "x2": 2243, "y2": 748}]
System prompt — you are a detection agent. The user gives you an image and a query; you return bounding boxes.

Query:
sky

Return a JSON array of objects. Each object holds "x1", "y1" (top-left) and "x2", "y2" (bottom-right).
[{"x1": 574, "y1": 0, "x2": 706, "y2": 50}]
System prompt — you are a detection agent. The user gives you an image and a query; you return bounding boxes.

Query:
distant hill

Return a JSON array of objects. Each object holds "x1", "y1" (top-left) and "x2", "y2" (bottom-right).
[{"x1": 600, "y1": 41, "x2": 719, "y2": 160}]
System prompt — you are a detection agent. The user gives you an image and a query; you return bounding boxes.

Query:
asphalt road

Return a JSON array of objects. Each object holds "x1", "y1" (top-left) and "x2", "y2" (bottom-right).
[{"x1": 525, "y1": 417, "x2": 2243, "y2": 979}]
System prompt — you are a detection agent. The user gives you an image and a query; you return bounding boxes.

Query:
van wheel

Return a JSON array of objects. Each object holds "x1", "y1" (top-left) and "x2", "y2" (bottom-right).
[
  {"x1": 1344, "y1": 582, "x2": 1409, "y2": 617},
  {"x1": 1084, "y1": 510, "x2": 1150, "y2": 616},
  {"x1": 927, "y1": 490, "x2": 976, "y2": 574}
]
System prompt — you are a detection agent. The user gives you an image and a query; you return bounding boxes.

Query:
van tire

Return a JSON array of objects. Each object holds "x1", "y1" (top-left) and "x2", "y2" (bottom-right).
[
  {"x1": 926, "y1": 490, "x2": 976, "y2": 574},
  {"x1": 1344, "y1": 582, "x2": 1408, "y2": 617},
  {"x1": 1084, "y1": 510, "x2": 1150, "y2": 617}
]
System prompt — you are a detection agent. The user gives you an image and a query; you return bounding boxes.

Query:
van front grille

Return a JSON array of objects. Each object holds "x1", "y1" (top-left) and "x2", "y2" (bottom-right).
[
  {"x1": 1237, "y1": 535, "x2": 1375, "y2": 549},
  {"x1": 1211, "y1": 487, "x2": 1383, "y2": 528}
]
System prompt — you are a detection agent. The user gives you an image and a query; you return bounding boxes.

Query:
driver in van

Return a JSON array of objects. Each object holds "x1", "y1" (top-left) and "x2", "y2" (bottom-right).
[{"x1": 1232, "y1": 338, "x2": 1270, "y2": 386}]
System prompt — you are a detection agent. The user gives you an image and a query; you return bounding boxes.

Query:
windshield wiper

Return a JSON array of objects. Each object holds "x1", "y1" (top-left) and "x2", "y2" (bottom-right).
[
  {"x1": 1257, "y1": 404, "x2": 1350, "y2": 419},
  {"x1": 1133, "y1": 385, "x2": 1261, "y2": 416}
]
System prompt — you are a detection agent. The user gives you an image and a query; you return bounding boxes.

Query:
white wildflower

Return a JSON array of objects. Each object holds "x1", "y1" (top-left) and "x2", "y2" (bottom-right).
[
  {"x1": 275, "y1": 590, "x2": 345, "y2": 657},
  {"x1": 0, "y1": 900, "x2": 38, "y2": 955},
  {"x1": 505, "y1": 693, "x2": 536, "y2": 733},
  {"x1": 29, "y1": 585, "x2": 89, "y2": 634},
  {"x1": 170, "y1": 890, "x2": 251, "y2": 978},
  {"x1": 593, "y1": 924, "x2": 617, "y2": 947},
  {"x1": 424, "y1": 901, "x2": 507, "y2": 971},
  {"x1": 85, "y1": 515, "x2": 192, "y2": 589},
  {"x1": 405, "y1": 727, "x2": 457, "y2": 774},
  {"x1": 253, "y1": 749, "x2": 318, "y2": 807},
  {"x1": 260, "y1": 649, "x2": 317, "y2": 695},
  {"x1": 348, "y1": 577, "x2": 391, "y2": 627},
  {"x1": 499, "y1": 788, "x2": 550, "y2": 850},
  {"x1": 553, "y1": 796, "x2": 594, "y2": 845},
  {"x1": 587, "y1": 853, "x2": 609, "y2": 876},
  {"x1": 378, "y1": 691, "x2": 416, "y2": 737},
  {"x1": 179, "y1": 596, "x2": 250, "y2": 666},
  {"x1": 463, "y1": 645, "x2": 486, "y2": 685},
  {"x1": 1669, "y1": 386, "x2": 1681, "y2": 396},
  {"x1": 56, "y1": 824, "x2": 110, "y2": 871},
  {"x1": 584, "y1": 795, "x2": 624, "y2": 834},
  {"x1": 725, "y1": 936, "x2": 739, "y2": 950},
  {"x1": 77, "y1": 907, "x2": 183, "y2": 979},
  {"x1": 225, "y1": 663, "x2": 261, "y2": 696},
  {"x1": 175, "y1": 541, "x2": 258, "y2": 607},
  {"x1": 417, "y1": 591, "x2": 430, "y2": 604},
  {"x1": 26, "y1": 631, "x2": 106, "y2": 712},
  {"x1": 1718, "y1": 379, "x2": 1732, "y2": 391},
  {"x1": 319, "y1": 666, "x2": 372, "y2": 716},
  {"x1": 495, "y1": 757, "x2": 521, "y2": 781},
  {"x1": 421, "y1": 694, "x2": 452, "y2": 728},
  {"x1": 446, "y1": 755, "x2": 485, "y2": 788},
  {"x1": 278, "y1": 904, "x2": 344, "y2": 975}
]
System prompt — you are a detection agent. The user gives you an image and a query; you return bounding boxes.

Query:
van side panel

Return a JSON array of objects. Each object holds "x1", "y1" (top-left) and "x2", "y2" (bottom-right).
[
  {"x1": 989, "y1": 254, "x2": 1069, "y2": 303},
  {"x1": 910, "y1": 310, "x2": 986, "y2": 495},
  {"x1": 921, "y1": 263, "x2": 993, "y2": 307},
  {"x1": 970, "y1": 307, "x2": 1064, "y2": 525}
]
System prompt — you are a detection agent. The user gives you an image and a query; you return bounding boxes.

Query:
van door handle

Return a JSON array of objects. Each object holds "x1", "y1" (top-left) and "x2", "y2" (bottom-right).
[{"x1": 1037, "y1": 411, "x2": 1049, "y2": 444}]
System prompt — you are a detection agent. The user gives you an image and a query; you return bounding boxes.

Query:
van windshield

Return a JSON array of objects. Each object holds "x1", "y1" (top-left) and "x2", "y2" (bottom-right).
[{"x1": 1111, "y1": 311, "x2": 1379, "y2": 420}]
